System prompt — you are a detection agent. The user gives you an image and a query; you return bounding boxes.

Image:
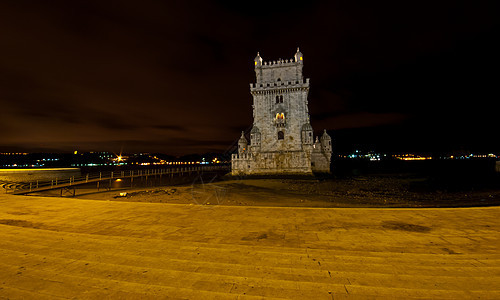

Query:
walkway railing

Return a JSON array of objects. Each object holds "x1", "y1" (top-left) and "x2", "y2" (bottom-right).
[{"x1": 6, "y1": 165, "x2": 230, "y2": 195}]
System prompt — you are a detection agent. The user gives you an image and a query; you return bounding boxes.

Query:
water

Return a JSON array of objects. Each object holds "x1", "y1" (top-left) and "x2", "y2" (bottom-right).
[{"x1": 0, "y1": 168, "x2": 81, "y2": 183}]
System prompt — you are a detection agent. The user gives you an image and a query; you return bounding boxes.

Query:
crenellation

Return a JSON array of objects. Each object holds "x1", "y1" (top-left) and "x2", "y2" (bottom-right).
[{"x1": 249, "y1": 80, "x2": 309, "y2": 93}]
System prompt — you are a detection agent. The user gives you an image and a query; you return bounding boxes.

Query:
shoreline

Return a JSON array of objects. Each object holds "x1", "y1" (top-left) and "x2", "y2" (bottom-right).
[
  {"x1": 61, "y1": 177, "x2": 500, "y2": 208},
  {"x1": 0, "y1": 167, "x2": 80, "y2": 172}
]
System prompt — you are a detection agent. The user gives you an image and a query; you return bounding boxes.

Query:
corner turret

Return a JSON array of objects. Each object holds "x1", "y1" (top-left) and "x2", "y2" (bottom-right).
[
  {"x1": 301, "y1": 123, "x2": 313, "y2": 145},
  {"x1": 320, "y1": 129, "x2": 332, "y2": 153},
  {"x1": 294, "y1": 47, "x2": 303, "y2": 63},
  {"x1": 250, "y1": 126, "x2": 261, "y2": 147},
  {"x1": 254, "y1": 52, "x2": 263, "y2": 67},
  {"x1": 238, "y1": 131, "x2": 248, "y2": 156}
]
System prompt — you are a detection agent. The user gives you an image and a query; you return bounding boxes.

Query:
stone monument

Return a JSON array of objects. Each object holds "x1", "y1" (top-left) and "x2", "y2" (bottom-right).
[{"x1": 231, "y1": 48, "x2": 332, "y2": 175}]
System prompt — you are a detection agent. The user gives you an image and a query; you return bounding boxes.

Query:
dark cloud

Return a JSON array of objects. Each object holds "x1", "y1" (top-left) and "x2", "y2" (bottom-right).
[
  {"x1": 149, "y1": 125, "x2": 186, "y2": 132},
  {"x1": 0, "y1": 0, "x2": 498, "y2": 154}
]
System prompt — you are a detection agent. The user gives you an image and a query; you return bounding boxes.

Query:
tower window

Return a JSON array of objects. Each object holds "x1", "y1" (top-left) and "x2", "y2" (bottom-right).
[
  {"x1": 276, "y1": 95, "x2": 284, "y2": 104},
  {"x1": 278, "y1": 131, "x2": 284, "y2": 140}
]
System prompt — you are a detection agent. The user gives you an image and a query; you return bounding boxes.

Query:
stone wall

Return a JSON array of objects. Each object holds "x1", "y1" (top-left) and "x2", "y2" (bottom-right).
[
  {"x1": 311, "y1": 152, "x2": 331, "y2": 173},
  {"x1": 251, "y1": 84, "x2": 310, "y2": 153},
  {"x1": 232, "y1": 151, "x2": 312, "y2": 175}
]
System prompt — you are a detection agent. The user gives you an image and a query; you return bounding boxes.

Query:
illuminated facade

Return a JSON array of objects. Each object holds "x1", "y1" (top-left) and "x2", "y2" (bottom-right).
[{"x1": 232, "y1": 48, "x2": 332, "y2": 175}]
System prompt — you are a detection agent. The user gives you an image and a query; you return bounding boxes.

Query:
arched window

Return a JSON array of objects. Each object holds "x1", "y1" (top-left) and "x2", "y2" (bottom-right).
[
  {"x1": 278, "y1": 131, "x2": 284, "y2": 140},
  {"x1": 276, "y1": 96, "x2": 279, "y2": 104},
  {"x1": 280, "y1": 95, "x2": 283, "y2": 103}
]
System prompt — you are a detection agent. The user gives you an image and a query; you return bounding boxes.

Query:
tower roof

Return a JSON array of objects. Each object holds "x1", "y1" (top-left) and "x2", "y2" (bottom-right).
[
  {"x1": 250, "y1": 126, "x2": 260, "y2": 134},
  {"x1": 238, "y1": 131, "x2": 248, "y2": 143},
  {"x1": 301, "y1": 123, "x2": 313, "y2": 131},
  {"x1": 320, "y1": 129, "x2": 331, "y2": 140}
]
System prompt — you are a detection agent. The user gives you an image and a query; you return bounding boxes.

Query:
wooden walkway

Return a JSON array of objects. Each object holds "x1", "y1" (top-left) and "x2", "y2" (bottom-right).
[{"x1": 7, "y1": 165, "x2": 229, "y2": 195}]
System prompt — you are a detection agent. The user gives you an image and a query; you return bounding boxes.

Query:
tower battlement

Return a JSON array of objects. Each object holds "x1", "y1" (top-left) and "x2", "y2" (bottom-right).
[
  {"x1": 260, "y1": 58, "x2": 296, "y2": 67},
  {"x1": 254, "y1": 48, "x2": 305, "y2": 85},
  {"x1": 249, "y1": 78, "x2": 309, "y2": 91}
]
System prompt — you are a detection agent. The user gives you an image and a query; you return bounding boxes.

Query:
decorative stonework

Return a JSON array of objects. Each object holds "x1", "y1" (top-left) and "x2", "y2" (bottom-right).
[{"x1": 232, "y1": 48, "x2": 332, "y2": 175}]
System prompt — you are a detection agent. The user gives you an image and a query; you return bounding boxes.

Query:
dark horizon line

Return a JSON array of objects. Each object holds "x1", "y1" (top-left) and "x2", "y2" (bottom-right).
[{"x1": 1, "y1": 149, "x2": 499, "y2": 156}]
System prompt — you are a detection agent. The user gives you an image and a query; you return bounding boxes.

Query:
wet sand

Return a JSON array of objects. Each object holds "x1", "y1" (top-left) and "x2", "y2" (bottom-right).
[{"x1": 71, "y1": 177, "x2": 500, "y2": 208}]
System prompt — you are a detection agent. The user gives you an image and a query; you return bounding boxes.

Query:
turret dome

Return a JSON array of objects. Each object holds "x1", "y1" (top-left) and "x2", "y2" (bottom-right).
[
  {"x1": 238, "y1": 131, "x2": 248, "y2": 143},
  {"x1": 320, "y1": 129, "x2": 331, "y2": 141},
  {"x1": 301, "y1": 123, "x2": 313, "y2": 131}
]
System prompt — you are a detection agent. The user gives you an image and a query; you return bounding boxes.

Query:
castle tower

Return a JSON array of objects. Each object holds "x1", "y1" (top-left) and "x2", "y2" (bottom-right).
[{"x1": 232, "y1": 48, "x2": 332, "y2": 175}]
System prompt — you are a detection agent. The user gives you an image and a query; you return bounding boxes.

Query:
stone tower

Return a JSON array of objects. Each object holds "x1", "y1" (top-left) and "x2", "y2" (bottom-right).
[{"x1": 231, "y1": 48, "x2": 332, "y2": 175}]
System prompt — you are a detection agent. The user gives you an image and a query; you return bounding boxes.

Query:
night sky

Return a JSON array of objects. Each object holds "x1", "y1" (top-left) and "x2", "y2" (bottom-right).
[{"x1": 1, "y1": 1, "x2": 498, "y2": 155}]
